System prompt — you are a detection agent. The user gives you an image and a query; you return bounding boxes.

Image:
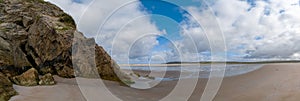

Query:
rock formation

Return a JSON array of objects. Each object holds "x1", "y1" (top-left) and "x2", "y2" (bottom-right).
[
  {"x1": 12, "y1": 68, "x2": 56, "y2": 86},
  {"x1": 39, "y1": 73, "x2": 55, "y2": 85},
  {"x1": 0, "y1": 72, "x2": 17, "y2": 101},
  {"x1": 0, "y1": 0, "x2": 131, "y2": 100},
  {"x1": 12, "y1": 68, "x2": 39, "y2": 86}
]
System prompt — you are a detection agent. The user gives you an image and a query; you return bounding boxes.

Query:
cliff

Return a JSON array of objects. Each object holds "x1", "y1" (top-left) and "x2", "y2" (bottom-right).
[{"x1": 0, "y1": 0, "x2": 129, "y2": 100}]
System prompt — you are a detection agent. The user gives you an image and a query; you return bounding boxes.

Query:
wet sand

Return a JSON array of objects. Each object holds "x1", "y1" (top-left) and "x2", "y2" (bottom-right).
[
  {"x1": 10, "y1": 63, "x2": 300, "y2": 101},
  {"x1": 215, "y1": 63, "x2": 300, "y2": 101}
]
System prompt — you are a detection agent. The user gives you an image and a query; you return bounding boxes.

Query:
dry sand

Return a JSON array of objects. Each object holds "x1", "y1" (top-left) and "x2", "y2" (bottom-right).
[{"x1": 10, "y1": 63, "x2": 300, "y2": 101}]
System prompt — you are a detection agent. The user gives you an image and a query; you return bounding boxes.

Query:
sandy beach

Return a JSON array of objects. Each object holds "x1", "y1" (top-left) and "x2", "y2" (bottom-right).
[{"x1": 10, "y1": 63, "x2": 300, "y2": 101}]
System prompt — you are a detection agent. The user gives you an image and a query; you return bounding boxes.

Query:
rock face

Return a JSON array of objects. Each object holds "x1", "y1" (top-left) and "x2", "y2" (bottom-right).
[
  {"x1": 0, "y1": 72, "x2": 17, "y2": 101},
  {"x1": 72, "y1": 32, "x2": 130, "y2": 81},
  {"x1": 0, "y1": 0, "x2": 125, "y2": 80},
  {"x1": 0, "y1": 0, "x2": 130, "y2": 100},
  {"x1": 39, "y1": 73, "x2": 55, "y2": 85},
  {"x1": 0, "y1": 0, "x2": 76, "y2": 78},
  {"x1": 12, "y1": 68, "x2": 39, "y2": 86}
]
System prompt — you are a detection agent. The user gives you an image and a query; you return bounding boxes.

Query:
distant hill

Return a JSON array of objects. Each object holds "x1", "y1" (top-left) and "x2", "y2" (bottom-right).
[{"x1": 166, "y1": 60, "x2": 300, "y2": 64}]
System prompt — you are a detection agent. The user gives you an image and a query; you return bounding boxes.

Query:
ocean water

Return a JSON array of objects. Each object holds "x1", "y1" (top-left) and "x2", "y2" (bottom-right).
[{"x1": 120, "y1": 64, "x2": 263, "y2": 81}]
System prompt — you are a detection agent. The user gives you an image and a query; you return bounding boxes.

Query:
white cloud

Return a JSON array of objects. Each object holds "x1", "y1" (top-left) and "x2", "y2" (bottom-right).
[
  {"x1": 45, "y1": 0, "x2": 300, "y2": 62},
  {"x1": 179, "y1": 0, "x2": 300, "y2": 60},
  {"x1": 45, "y1": 0, "x2": 164, "y2": 63}
]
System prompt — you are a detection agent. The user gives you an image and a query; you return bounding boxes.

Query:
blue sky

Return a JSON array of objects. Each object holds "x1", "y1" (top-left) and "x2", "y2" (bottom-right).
[
  {"x1": 142, "y1": 0, "x2": 299, "y2": 62},
  {"x1": 138, "y1": 0, "x2": 188, "y2": 63},
  {"x1": 47, "y1": 0, "x2": 300, "y2": 63},
  {"x1": 140, "y1": 0, "x2": 186, "y2": 42}
]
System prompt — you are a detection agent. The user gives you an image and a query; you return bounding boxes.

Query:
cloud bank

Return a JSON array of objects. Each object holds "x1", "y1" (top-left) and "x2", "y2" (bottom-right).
[
  {"x1": 45, "y1": 0, "x2": 164, "y2": 63},
  {"x1": 178, "y1": 0, "x2": 300, "y2": 61},
  {"x1": 45, "y1": 0, "x2": 300, "y2": 63}
]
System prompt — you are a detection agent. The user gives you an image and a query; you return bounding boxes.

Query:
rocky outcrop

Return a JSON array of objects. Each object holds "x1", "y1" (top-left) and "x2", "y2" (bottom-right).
[
  {"x1": 0, "y1": 0, "x2": 131, "y2": 100},
  {"x1": 39, "y1": 73, "x2": 55, "y2": 85},
  {"x1": 12, "y1": 68, "x2": 56, "y2": 86},
  {"x1": 0, "y1": 72, "x2": 17, "y2": 101},
  {"x1": 12, "y1": 68, "x2": 39, "y2": 86},
  {"x1": 0, "y1": 0, "x2": 76, "y2": 78},
  {"x1": 72, "y1": 32, "x2": 130, "y2": 81},
  {"x1": 0, "y1": 0, "x2": 126, "y2": 80}
]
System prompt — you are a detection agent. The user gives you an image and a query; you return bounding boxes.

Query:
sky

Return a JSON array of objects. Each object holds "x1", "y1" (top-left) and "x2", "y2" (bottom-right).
[{"x1": 45, "y1": 0, "x2": 300, "y2": 63}]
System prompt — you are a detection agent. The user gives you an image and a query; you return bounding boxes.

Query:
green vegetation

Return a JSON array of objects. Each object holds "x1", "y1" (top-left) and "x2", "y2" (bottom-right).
[
  {"x1": 25, "y1": 0, "x2": 44, "y2": 3},
  {"x1": 145, "y1": 75, "x2": 155, "y2": 80},
  {"x1": 0, "y1": 0, "x2": 3, "y2": 3},
  {"x1": 0, "y1": 28, "x2": 9, "y2": 32},
  {"x1": 54, "y1": 26, "x2": 70, "y2": 31},
  {"x1": 122, "y1": 79, "x2": 135, "y2": 85},
  {"x1": 35, "y1": 15, "x2": 42, "y2": 21},
  {"x1": 130, "y1": 72, "x2": 141, "y2": 77},
  {"x1": 61, "y1": 27, "x2": 69, "y2": 30},
  {"x1": 58, "y1": 13, "x2": 76, "y2": 27}
]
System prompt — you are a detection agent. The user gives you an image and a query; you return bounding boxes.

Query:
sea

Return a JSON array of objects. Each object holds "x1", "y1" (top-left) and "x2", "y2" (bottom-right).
[{"x1": 120, "y1": 64, "x2": 264, "y2": 81}]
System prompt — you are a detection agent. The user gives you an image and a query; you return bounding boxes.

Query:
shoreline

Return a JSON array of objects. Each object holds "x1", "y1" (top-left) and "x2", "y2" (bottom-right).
[
  {"x1": 119, "y1": 61, "x2": 300, "y2": 67},
  {"x1": 10, "y1": 63, "x2": 300, "y2": 101}
]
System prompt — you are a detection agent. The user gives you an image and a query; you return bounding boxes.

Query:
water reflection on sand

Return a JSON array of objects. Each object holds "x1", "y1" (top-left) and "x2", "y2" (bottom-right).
[{"x1": 120, "y1": 64, "x2": 264, "y2": 81}]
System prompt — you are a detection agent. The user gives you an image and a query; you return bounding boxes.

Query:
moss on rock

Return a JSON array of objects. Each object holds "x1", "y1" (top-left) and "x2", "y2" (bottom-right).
[{"x1": 58, "y1": 13, "x2": 76, "y2": 28}]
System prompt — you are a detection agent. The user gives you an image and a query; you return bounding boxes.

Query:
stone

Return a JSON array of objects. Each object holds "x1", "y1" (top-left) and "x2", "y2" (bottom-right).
[
  {"x1": 0, "y1": 72, "x2": 17, "y2": 101},
  {"x1": 72, "y1": 34, "x2": 99, "y2": 78},
  {"x1": 22, "y1": 16, "x2": 33, "y2": 27},
  {"x1": 12, "y1": 68, "x2": 39, "y2": 86},
  {"x1": 39, "y1": 73, "x2": 55, "y2": 85},
  {"x1": 72, "y1": 32, "x2": 131, "y2": 82}
]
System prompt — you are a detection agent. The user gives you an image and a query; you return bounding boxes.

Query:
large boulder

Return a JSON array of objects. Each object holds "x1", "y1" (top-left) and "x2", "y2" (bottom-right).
[
  {"x1": 72, "y1": 34, "x2": 99, "y2": 78},
  {"x1": 12, "y1": 69, "x2": 56, "y2": 86},
  {"x1": 72, "y1": 32, "x2": 131, "y2": 82},
  {"x1": 12, "y1": 68, "x2": 39, "y2": 86},
  {"x1": 0, "y1": 72, "x2": 17, "y2": 101}
]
